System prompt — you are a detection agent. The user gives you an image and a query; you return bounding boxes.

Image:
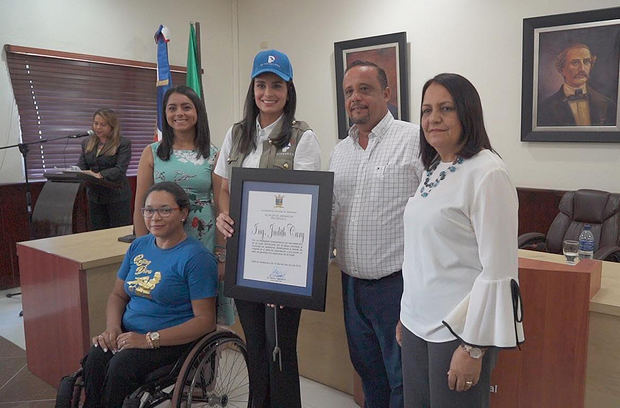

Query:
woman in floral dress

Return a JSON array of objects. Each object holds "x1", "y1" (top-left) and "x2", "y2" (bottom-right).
[{"x1": 134, "y1": 85, "x2": 234, "y2": 325}]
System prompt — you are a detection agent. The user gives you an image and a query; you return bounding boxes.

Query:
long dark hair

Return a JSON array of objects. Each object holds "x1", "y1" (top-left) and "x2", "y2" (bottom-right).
[
  {"x1": 419, "y1": 73, "x2": 494, "y2": 169},
  {"x1": 235, "y1": 78, "x2": 297, "y2": 155},
  {"x1": 158, "y1": 85, "x2": 211, "y2": 161}
]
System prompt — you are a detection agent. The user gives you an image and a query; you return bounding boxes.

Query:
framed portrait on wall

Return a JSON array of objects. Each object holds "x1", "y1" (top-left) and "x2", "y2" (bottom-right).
[
  {"x1": 223, "y1": 168, "x2": 334, "y2": 311},
  {"x1": 334, "y1": 32, "x2": 408, "y2": 139},
  {"x1": 521, "y1": 7, "x2": 620, "y2": 142}
]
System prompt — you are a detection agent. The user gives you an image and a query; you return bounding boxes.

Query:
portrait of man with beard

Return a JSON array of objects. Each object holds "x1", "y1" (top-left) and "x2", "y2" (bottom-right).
[{"x1": 538, "y1": 42, "x2": 617, "y2": 127}]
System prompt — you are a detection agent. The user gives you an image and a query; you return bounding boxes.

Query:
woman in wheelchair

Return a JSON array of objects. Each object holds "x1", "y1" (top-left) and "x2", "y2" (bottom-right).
[{"x1": 82, "y1": 181, "x2": 218, "y2": 408}]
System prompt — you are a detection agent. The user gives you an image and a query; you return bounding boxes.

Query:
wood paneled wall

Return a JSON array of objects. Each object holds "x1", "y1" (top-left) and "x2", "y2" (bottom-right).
[
  {"x1": 0, "y1": 177, "x2": 136, "y2": 289},
  {"x1": 0, "y1": 182, "x2": 43, "y2": 289},
  {"x1": 0, "y1": 183, "x2": 568, "y2": 290},
  {"x1": 516, "y1": 187, "x2": 566, "y2": 238}
]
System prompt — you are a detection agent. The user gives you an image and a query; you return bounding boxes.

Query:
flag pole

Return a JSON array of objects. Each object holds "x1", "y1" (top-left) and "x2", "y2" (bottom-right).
[{"x1": 194, "y1": 22, "x2": 204, "y2": 101}]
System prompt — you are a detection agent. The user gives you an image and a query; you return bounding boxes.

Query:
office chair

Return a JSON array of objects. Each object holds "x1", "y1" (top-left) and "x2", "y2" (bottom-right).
[{"x1": 518, "y1": 189, "x2": 620, "y2": 262}]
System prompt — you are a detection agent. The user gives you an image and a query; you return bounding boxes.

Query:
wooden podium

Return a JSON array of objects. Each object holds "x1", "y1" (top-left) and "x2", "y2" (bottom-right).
[{"x1": 489, "y1": 251, "x2": 602, "y2": 407}]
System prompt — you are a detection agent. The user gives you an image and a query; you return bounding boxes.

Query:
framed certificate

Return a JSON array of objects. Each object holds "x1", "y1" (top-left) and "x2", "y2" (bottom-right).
[{"x1": 224, "y1": 168, "x2": 334, "y2": 311}]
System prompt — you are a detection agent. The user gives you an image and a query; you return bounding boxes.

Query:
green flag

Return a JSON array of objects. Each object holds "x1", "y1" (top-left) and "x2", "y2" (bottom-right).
[{"x1": 186, "y1": 23, "x2": 202, "y2": 98}]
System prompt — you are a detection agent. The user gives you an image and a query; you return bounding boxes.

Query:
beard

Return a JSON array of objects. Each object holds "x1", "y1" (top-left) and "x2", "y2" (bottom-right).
[{"x1": 347, "y1": 105, "x2": 370, "y2": 125}]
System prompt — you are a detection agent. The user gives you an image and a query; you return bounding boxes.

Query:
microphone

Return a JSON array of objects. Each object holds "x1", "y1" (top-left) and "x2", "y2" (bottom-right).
[{"x1": 69, "y1": 130, "x2": 95, "y2": 139}]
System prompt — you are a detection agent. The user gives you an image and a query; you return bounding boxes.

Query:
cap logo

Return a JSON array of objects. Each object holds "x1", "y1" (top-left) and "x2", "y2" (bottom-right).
[{"x1": 268, "y1": 55, "x2": 276, "y2": 63}]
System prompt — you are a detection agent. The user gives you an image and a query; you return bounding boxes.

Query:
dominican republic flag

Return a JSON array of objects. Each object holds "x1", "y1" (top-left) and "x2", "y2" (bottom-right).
[{"x1": 154, "y1": 25, "x2": 172, "y2": 141}]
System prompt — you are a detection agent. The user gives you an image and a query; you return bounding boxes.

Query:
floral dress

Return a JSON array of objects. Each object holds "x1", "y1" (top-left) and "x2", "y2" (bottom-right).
[
  {"x1": 151, "y1": 142, "x2": 218, "y2": 250},
  {"x1": 151, "y1": 142, "x2": 235, "y2": 325}
]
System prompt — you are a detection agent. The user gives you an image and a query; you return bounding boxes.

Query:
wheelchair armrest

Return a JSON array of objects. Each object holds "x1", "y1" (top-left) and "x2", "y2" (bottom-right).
[
  {"x1": 594, "y1": 246, "x2": 620, "y2": 263},
  {"x1": 518, "y1": 232, "x2": 547, "y2": 250}
]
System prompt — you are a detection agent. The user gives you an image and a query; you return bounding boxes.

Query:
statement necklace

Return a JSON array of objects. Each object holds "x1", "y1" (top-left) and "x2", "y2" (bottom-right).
[{"x1": 419, "y1": 156, "x2": 464, "y2": 198}]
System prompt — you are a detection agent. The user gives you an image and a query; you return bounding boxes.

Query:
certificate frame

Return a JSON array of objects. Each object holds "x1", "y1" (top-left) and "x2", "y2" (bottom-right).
[{"x1": 224, "y1": 168, "x2": 334, "y2": 311}]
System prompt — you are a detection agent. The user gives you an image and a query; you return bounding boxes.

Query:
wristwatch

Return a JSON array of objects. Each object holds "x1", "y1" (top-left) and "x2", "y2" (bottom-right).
[
  {"x1": 147, "y1": 331, "x2": 160, "y2": 349},
  {"x1": 461, "y1": 344, "x2": 484, "y2": 359}
]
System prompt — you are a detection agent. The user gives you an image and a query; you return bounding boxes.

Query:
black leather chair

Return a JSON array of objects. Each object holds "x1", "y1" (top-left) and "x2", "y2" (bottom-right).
[{"x1": 518, "y1": 189, "x2": 620, "y2": 262}]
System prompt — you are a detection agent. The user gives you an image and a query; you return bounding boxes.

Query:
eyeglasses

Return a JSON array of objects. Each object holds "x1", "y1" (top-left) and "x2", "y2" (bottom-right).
[{"x1": 141, "y1": 207, "x2": 180, "y2": 218}]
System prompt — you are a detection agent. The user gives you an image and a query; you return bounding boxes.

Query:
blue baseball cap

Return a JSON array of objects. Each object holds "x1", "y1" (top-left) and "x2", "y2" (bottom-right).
[{"x1": 251, "y1": 49, "x2": 293, "y2": 81}]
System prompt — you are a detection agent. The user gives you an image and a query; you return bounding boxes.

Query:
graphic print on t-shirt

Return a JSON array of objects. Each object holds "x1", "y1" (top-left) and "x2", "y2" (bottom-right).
[{"x1": 126, "y1": 254, "x2": 161, "y2": 298}]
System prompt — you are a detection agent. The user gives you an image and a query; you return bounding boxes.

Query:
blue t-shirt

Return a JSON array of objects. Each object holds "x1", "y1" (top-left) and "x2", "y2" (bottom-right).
[{"x1": 118, "y1": 234, "x2": 217, "y2": 334}]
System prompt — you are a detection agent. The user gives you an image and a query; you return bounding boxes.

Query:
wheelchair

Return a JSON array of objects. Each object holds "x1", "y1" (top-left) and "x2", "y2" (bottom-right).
[{"x1": 56, "y1": 328, "x2": 250, "y2": 407}]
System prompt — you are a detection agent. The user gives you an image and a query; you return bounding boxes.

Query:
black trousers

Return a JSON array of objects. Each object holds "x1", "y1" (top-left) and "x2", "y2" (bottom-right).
[
  {"x1": 82, "y1": 343, "x2": 190, "y2": 408},
  {"x1": 235, "y1": 299, "x2": 302, "y2": 408},
  {"x1": 88, "y1": 198, "x2": 131, "y2": 231}
]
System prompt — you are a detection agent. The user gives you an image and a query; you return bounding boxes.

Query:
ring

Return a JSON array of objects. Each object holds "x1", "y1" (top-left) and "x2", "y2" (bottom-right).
[{"x1": 465, "y1": 381, "x2": 473, "y2": 386}]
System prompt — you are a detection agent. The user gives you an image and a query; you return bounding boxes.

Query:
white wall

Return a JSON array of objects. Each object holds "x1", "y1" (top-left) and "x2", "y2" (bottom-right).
[
  {"x1": 2, "y1": 0, "x2": 619, "y2": 191},
  {"x1": 236, "y1": 0, "x2": 620, "y2": 192},
  {"x1": 0, "y1": 0, "x2": 236, "y2": 184}
]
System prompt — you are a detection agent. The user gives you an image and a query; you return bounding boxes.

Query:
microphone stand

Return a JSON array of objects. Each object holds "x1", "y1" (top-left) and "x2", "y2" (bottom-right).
[{"x1": 0, "y1": 133, "x2": 88, "y2": 316}]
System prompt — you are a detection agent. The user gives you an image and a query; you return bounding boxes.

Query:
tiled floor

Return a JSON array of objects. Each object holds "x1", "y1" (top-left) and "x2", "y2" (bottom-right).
[
  {"x1": 0, "y1": 289, "x2": 57, "y2": 407},
  {"x1": 0, "y1": 288, "x2": 358, "y2": 407}
]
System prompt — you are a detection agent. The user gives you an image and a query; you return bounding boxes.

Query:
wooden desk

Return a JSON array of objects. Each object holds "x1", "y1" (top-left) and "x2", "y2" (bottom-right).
[
  {"x1": 17, "y1": 226, "x2": 132, "y2": 387},
  {"x1": 519, "y1": 250, "x2": 620, "y2": 407},
  {"x1": 488, "y1": 250, "x2": 620, "y2": 407},
  {"x1": 516, "y1": 250, "x2": 619, "y2": 315}
]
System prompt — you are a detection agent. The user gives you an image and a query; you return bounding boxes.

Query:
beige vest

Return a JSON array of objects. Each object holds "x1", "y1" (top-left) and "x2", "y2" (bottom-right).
[{"x1": 227, "y1": 119, "x2": 311, "y2": 170}]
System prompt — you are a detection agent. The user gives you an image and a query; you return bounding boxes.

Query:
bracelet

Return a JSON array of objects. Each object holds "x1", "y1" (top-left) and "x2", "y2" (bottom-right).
[
  {"x1": 214, "y1": 248, "x2": 227, "y2": 263},
  {"x1": 145, "y1": 333, "x2": 154, "y2": 349}
]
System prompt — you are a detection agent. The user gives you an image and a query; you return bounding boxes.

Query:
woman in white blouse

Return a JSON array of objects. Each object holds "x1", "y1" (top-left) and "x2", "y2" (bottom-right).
[{"x1": 397, "y1": 73, "x2": 524, "y2": 407}]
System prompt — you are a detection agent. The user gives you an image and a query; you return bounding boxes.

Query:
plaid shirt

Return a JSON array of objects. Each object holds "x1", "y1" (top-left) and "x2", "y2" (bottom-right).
[{"x1": 329, "y1": 112, "x2": 423, "y2": 279}]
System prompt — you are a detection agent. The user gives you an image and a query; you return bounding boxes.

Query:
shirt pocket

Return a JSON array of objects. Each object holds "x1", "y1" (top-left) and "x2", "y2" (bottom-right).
[
  {"x1": 272, "y1": 151, "x2": 295, "y2": 170},
  {"x1": 379, "y1": 162, "x2": 414, "y2": 199}
]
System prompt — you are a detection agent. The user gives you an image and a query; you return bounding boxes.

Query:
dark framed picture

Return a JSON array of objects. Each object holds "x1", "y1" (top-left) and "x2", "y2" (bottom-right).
[
  {"x1": 521, "y1": 7, "x2": 620, "y2": 142},
  {"x1": 334, "y1": 32, "x2": 409, "y2": 139},
  {"x1": 224, "y1": 168, "x2": 334, "y2": 311}
]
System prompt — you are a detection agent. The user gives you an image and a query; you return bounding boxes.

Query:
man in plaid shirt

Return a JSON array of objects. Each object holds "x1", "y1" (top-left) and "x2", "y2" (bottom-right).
[{"x1": 330, "y1": 60, "x2": 423, "y2": 408}]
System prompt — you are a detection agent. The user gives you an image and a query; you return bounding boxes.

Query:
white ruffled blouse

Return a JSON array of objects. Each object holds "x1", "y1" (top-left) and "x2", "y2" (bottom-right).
[{"x1": 400, "y1": 149, "x2": 525, "y2": 347}]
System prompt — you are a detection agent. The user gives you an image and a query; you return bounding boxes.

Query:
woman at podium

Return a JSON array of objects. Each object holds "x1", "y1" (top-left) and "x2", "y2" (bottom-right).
[{"x1": 77, "y1": 108, "x2": 132, "y2": 230}]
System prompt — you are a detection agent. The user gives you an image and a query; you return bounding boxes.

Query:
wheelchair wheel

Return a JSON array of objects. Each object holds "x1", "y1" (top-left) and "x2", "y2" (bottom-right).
[{"x1": 171, "y1": 330, "x2": 250, "y2": 407}]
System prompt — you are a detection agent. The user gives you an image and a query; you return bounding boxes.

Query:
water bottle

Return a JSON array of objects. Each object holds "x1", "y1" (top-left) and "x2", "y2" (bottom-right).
[{"x1": 578, "y1": 224, "x2": 594, "y2": 260}]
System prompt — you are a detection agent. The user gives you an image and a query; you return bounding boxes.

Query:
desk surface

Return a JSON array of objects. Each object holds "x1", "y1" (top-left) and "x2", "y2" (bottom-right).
[
  {"x1": 17, "y1": 225, "x2": 132, "y2": 270},
  {"x1": 519, "y1": 249, "x2": 620, "y2": 317}
]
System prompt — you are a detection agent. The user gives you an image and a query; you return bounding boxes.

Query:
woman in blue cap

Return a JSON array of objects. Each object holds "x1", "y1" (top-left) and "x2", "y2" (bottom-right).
[{"x1": 214, "y1": 49, "x2": 320, "y2": 407}]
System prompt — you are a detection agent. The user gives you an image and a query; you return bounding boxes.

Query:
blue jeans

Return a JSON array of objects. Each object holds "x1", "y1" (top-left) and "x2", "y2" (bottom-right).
[{"x1": 342, "y1": 271, "x2": 403, "y2": 408}]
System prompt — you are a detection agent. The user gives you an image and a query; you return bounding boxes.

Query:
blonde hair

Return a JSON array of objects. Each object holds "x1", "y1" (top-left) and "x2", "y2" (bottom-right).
[{"x1": 85, "y1": 109, "x2": 121, "y2": 155}]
